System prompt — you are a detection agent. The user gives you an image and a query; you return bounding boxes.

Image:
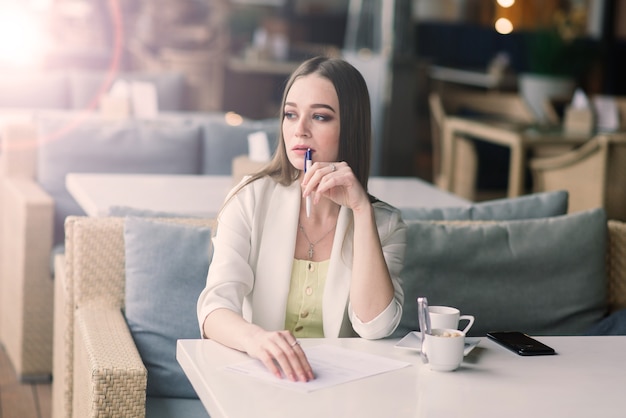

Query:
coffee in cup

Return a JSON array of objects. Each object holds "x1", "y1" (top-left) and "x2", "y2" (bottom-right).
[{"x1": 422, "y1": 328, "x2": 465, "y2": 371}]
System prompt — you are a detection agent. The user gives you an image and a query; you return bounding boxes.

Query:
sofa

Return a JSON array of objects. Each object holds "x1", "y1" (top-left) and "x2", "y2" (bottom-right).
[
  {"x1": 0, "y1": 109, "x2": 279, "y2": 381},
  {"x1": 55, "y1": 189, "x2": 626, "y2": 417}
]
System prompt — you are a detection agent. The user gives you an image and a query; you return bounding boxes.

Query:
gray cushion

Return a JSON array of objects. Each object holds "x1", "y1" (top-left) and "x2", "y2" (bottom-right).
[
  {"x1": 124, "y1": 218, "x2": 212, "y2": 398},
  {"x1": 146, "y1": 397, "x2": 209, "y2": 418},
  {"x1": 400, "y1": 190, "x2": 568, "y2": 221},
  {"x1": 197, "y1": 116, "x2": 279, "y2": 174},
  {"x1": 68, "y1": 70, "x2": 186, "y2": 111},
  {"x1": 0, "y1": 71, "x2": 69, "y2": 108},
  {"x1": 35, "y1": 115, "x2": 202, "y2": 245},
  {"x1": 395, "y1": 208, "x2": 608, "y2": 338}
]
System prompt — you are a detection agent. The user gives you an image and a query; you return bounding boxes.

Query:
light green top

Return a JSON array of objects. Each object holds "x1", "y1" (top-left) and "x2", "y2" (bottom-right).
[{"x1": 284, "y1": 259, "x2": 329, "y2": 338}]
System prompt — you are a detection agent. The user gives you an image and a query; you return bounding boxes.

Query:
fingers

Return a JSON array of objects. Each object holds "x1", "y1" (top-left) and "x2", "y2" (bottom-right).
[
  {"x1": 302, "y1": 162, "x2": 368, "y2": 209},
  {"x1": 254, "y1": 331, "x2": 314, "y2": 382},
  {"x1": 302, "y1": 161, "x2": 346, "y2": 198}
]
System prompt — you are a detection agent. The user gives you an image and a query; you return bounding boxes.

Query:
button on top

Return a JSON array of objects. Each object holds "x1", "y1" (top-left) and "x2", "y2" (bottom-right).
[
  {"x1": 305, "y1": 287, "x2": 313, "y2": 296},
  {"x1": 300, "y1": 311, "x2": 309, "y2": 318},
  {"x1": 308, "y1": 262, "x2": 315, "y2": 272}
]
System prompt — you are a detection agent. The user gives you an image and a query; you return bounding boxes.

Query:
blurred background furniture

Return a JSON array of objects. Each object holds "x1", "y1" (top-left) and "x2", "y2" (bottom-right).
[
  {"x1": 428, "y1": 89, "x2": 537, "y2": 200},
  {"x1": 530, "y1": 134, "x2": 626, "y2": 221},
  {"x1": 0, "y1": 110, "x2": 277, "y2": 381}
]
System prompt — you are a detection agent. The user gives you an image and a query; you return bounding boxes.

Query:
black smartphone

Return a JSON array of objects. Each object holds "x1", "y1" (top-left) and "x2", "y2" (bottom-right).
[{"x1": 486, "y1": 331, "x2": 556, "y2": 356}]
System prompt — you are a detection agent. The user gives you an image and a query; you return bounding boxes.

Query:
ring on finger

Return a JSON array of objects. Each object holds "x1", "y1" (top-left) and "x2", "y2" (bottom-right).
[
  {"x1": 290, "y1": 340, "x2": 299, "y2": 347},
  {"x1": 330, "y1": 163, "x2": 336, "y2": 172}
]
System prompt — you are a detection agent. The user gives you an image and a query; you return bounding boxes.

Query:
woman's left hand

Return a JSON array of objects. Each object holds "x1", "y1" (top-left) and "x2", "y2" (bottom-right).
[{"x1": 302, "y1": 161, "x2": 370, "y2": 212}]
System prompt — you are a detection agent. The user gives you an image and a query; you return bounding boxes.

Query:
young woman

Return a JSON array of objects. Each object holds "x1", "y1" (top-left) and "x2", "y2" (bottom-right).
[{"x1": 197, "y1": 56, "x2": 406, "y2": 382}]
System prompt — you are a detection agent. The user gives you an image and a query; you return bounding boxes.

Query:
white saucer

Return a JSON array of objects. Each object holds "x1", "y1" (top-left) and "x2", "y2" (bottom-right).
[{"x1": 394, "y1": 331, "x2": 480, "y2": 356}]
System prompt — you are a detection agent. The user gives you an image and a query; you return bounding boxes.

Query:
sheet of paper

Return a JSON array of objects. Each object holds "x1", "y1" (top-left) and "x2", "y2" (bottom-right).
[{"x1": 223, "y1": 344, "x2": 411, "y2": 393}]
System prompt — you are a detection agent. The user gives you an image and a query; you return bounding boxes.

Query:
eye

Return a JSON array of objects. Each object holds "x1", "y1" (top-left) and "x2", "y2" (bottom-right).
[
  {"x1": 313, "y1": 113, "x2": 332, "y2": 122},
  {"x1": 284, "y1": 111, "x2": 297, "y2": 120}
]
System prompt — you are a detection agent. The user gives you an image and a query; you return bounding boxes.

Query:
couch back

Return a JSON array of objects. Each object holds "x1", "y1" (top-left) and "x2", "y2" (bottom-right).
[{"x1": 66, "y1": 216, "x2": 626, "y2": 334}]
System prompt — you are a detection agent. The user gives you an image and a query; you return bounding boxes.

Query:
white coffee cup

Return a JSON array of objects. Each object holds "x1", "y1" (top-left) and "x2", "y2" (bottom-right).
[
  {"x1": 428, "y1": 306, "x2": 474, "y2": 334},
  {"x1": 422, "y1": 328, "x2": 465, "y2": 371}
]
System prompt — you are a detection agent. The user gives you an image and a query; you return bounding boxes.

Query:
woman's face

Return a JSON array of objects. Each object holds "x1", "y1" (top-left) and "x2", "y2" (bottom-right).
[{"x1": 282, "y1": 73, "x2": 340, "y2": 172}]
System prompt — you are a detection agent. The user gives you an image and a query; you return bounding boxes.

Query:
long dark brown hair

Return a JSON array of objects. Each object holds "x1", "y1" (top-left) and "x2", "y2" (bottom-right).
[{"x1": 232, "y1": 56, "x2": 372, "y2": 195}]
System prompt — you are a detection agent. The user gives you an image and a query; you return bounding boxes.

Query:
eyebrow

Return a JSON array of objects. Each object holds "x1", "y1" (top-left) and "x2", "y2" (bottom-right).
[{"x1": 285, "y1": 102, "x2": 336, "y2": 113}]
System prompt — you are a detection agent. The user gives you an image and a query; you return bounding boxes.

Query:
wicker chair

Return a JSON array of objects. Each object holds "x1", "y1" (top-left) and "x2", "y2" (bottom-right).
[
  {"x1": 530, "y1": 134, "x2": 626, "y2": 221},
  {"x1": 428, "y1": 89, "x2": 537, "y2": 200},
  {"x1": 53, "y1": 216, "x2": 215, "y2": 418}
]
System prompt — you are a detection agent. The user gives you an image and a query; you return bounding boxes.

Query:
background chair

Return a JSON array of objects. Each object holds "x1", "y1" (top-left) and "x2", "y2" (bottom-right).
[
  {"x1": 530, "y1": 134, "x2": 626, "y2": 221},
  {"x1": 428, "y1": 89, "x2": 536, "y2": 200}
]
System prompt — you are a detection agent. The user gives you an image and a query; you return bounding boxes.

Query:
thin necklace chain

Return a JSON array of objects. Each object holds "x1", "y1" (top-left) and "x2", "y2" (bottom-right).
[{"x1": 299, "y1": 222, "x2": 336, "y2": 260}]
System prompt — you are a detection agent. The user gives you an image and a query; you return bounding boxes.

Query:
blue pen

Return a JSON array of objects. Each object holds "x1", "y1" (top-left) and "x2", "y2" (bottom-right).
[{"x1": 305, "y1": 148, "x2": 312, "y2": 218}]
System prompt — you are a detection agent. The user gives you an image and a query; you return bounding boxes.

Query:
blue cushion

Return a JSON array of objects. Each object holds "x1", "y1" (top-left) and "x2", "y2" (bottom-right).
[
  {"x1": 35, "y1": 114, "x2": 202, "y2": 245},
  {"x1": 124, "y1": 218, "x2": 212, "y2": 398},
  {"x1": 197, "y1": 115, "x2": 279, "y2": 175},
  {"x1": 146, "y1": 397, "x2": 209, "y2": 418},
  {"x1": 395, "y1": 208, "x2": 608, "y2": 338},
  {"x1": 585, "y1": 309, "x2": 626, "y2": 335},
  {"x1": 68, "y1": 70, "x2": 186, "y2": 111},
  {"x1": 400, "y1": 190, "x2": 568, "y2": 221},
  {"x1": 0, "y1": 71, "x2": 69, "y2": 109}
]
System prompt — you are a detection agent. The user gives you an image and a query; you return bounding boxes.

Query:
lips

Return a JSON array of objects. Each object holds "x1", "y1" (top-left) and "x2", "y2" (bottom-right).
[{"x1": 293, "y1": 145, "x2": 313, "y2": 152}]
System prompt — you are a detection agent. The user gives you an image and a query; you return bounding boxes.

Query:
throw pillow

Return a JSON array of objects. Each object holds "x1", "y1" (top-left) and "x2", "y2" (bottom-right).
[
  {"x1": 395, "y1": 208, "x2": 607, "y2": 338},
  {"x1": 400, "y1": 190, "x2": 568, "y2": 221},
  {"x1": 124, "y1": 217, "x2": 212, "y2": 398}
]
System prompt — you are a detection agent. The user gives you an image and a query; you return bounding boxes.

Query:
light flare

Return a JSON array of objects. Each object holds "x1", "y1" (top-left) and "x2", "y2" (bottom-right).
[{"x1": 0, "y1": 6, "x2": 48, "y2": 68}]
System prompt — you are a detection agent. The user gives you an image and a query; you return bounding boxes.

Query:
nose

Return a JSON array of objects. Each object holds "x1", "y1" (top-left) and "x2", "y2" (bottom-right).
[{"x1": 294, "y1": 117, "x2": 310, "y2": 138}]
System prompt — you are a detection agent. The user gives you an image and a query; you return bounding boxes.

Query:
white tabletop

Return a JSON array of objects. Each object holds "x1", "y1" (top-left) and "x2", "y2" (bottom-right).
[
  {"x1": 66, "y1": 174, "x2": 235, "y2": 217},
  {"x1": 177, "y1": 336, "x2": 626, "y2": 418},
  {"x1": 65, "y1": 173, "x2": 469, "y2": 217}
]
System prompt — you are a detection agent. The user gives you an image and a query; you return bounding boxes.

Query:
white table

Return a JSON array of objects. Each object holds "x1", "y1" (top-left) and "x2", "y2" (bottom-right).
[
  {"x1": 177, "y1": 336, "x2": 626, "y2": 418},
  {"x1": 66, "y1": 173, "x2": 469, "y2": 217},
  {"x1": 66, "y1": 174, "x2": 235, "y2": 217}
]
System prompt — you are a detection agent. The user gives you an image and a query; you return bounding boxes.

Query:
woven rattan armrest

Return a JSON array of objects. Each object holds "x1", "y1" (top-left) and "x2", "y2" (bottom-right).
[
  {"x1": 607, "y1": 220, "x2": 626, "y2": 312},
  {"x1": 73, "y1": 306, "x2": 147, "y2": 418}
]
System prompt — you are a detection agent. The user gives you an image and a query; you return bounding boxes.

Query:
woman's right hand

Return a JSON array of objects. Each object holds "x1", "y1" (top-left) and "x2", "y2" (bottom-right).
[{"x1": 244, "y1": 329, "x2": 315, "y2": 382}]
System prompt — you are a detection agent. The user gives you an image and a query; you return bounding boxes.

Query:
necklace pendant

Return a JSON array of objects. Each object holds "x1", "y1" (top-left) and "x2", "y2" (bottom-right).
[{"x1": 308, "y1": 244, "x2": 314, "y2": 260}]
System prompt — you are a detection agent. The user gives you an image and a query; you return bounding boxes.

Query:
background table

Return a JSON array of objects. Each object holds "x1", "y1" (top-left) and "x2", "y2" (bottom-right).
[
  {"x1": 178, "y1": 336, "x2": 626, "y2": 418},
  {"x1": 66, "y1": 173, "x2": 470, "y2": 217}
]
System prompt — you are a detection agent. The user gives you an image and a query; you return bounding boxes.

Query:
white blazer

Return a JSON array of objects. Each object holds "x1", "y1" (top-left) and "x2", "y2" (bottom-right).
[{"x1": 197, "y1": 176, "x2": 407, "y2": 339}]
